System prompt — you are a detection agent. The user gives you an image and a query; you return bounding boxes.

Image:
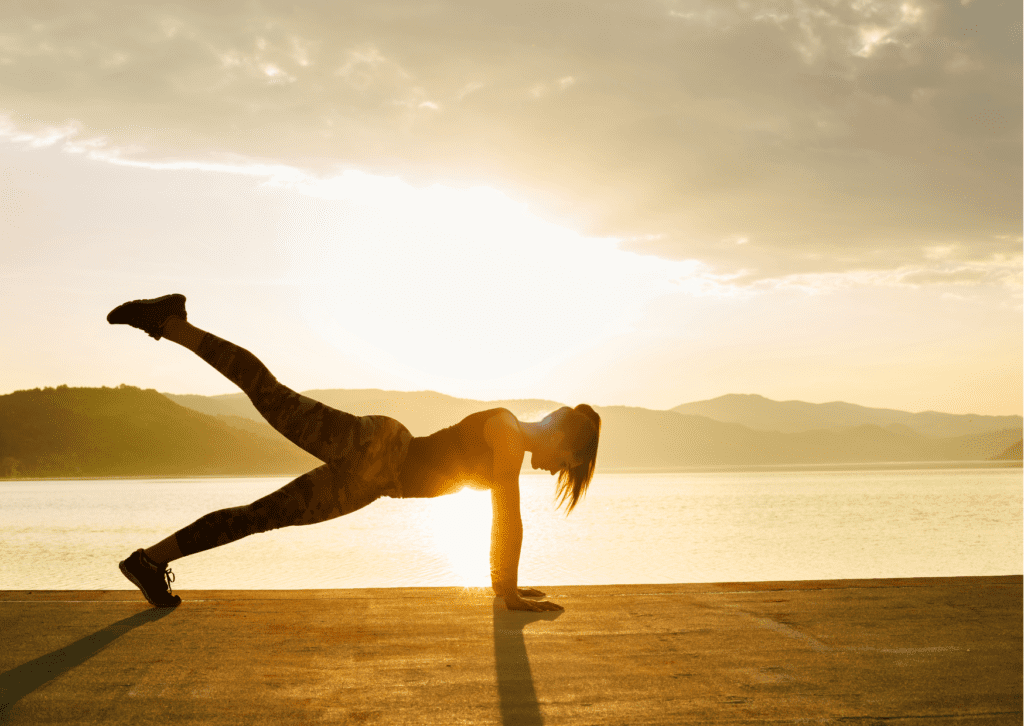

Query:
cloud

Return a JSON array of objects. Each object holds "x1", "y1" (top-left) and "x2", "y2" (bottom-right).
[
  {"x1": 761, "y1": 254, "x2": 1022, "y2": 294},
  {"x1": 0, "y1": 0, "x2": 1018, "y2": 282}
]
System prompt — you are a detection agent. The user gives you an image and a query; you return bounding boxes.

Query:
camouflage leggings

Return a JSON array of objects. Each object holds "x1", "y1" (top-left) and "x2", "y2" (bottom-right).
[{"x1": 173, "y1": 332, "x2": 412, "y2": 558}]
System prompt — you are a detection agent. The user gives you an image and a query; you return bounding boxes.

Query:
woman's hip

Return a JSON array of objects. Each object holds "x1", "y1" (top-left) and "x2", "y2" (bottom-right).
[{"x1": 264, "y1": 419, "x2": 412, "y2": 524}]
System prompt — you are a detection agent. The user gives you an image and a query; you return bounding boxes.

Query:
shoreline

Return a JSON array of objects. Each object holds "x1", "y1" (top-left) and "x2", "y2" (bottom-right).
[
  {"x1": 3, "y1": 458, "x2": 1020, "y2": 482},
  {"x1": 4, "y1": 573, "x2": 1023, "y2": 597}
]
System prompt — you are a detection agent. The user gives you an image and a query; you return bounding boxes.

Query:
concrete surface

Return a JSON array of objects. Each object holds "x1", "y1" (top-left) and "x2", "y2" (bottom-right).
[{"x1": 1, "y1": 576, "x2": 1021, "y2": 725}]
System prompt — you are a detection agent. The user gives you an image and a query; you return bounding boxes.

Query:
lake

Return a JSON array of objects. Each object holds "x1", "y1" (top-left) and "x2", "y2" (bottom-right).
[{"x1": 1, "y1": 464, "x2": 1020, "y2": 590}]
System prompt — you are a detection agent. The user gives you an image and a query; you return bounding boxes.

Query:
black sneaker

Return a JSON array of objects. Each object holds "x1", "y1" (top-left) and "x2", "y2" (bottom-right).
[
  {"x1": 106, "y1": 294, "x2": 187, "y2": 340},
  {"x1": 119, "y1": 549, "x2": 182, "y2": 607}
]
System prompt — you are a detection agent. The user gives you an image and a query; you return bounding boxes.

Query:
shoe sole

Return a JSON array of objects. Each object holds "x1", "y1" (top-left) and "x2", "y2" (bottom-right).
[
  {"x1": 106, "y1": 294, "x2": 187, "y2": 339},
  {"x1": 119, "y1": 559, "x2": 181, "y2": 607}
]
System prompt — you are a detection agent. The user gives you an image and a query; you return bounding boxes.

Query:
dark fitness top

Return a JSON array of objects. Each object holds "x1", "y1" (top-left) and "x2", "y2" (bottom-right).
[{"x1": 399, "y1": 408, "x2": 508, "y2": 498}]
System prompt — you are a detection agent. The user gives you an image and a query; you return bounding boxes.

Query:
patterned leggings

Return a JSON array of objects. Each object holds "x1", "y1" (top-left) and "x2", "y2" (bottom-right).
[{"x1": 172, "y1": 333, "x2": 412, "y2": 558}]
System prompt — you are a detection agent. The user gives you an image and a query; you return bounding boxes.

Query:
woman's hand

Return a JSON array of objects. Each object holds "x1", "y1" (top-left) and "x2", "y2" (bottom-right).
[
  {"x1": 503, "y1": 593, "x2": 565, "y2": 612},
  {"x1": 517, "y1": 587, "x2": 546, "y2": 598}
]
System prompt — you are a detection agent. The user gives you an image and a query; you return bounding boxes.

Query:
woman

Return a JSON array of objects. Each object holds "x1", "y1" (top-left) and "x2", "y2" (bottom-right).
[{"x1": 108, "y1": 294, "x2": 600, "y2": 612}]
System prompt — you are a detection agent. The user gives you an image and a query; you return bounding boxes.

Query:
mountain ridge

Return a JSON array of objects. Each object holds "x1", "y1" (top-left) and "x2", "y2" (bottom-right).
[
  {"x1": 671, "y1": 393, "x2": 1021, "y2": 438},
  {"x1": 162, "y1": 389, "x2": 1021, "y2": 467},
  {"x1": 1, "y1": 386, "x2": 1019, "y2": 479}
]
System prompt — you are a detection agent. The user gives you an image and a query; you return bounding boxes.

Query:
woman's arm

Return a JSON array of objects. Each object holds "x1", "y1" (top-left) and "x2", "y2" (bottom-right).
[
  {"x1": 485, "y1": 412, "x2": 564, "y2": 612},
  {"x1": 489, "y1": 481, "x2": 523, "y2": 598}
]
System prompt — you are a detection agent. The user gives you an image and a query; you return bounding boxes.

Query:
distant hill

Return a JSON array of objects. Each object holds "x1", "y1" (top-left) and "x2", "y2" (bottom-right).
[
  {"x1": 992, "y1": 440, "x2": 1022, "y2": 461},
  {"x1": 0, "y1": 385, "x2": 318, "y2": 478},
  {"x1": 167, "y1": 388, "x2": 1020, "y2": 469},
  {"x1": 591, "y1": 406, "x2": 1020, "y2": 468},
  {"x1": 3, "y1": 386, "x2": 1019, "y2": 479},
  {"x1": 671, "y1": 394, "x2": 1022, "y2": 438}
]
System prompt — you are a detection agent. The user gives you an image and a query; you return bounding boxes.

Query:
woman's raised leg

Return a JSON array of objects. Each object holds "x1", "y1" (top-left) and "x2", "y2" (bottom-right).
[{"x1": 162, "y1": 317, "x2": 365, "y2": 466}]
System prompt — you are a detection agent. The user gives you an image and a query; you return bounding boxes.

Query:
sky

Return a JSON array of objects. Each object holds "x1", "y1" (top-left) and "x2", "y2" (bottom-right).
[{"x1": 0, "y1": 0, "x2": 1020, "y2": 415}]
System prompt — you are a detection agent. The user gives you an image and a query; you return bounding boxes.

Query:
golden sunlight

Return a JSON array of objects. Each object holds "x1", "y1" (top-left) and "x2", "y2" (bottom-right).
[
  {"x1": 426, "y1": 487, "x2": 493, "y2": 587},
  {"x1": 279, "y1": 172, "x2": 705, "y2": 391}
]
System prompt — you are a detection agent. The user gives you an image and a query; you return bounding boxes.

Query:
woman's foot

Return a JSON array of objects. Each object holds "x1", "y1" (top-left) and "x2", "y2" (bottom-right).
[
  {"x1": 107, "y1": 294, "x2": 187, "y2": 340},
  {"x1": 119, "y1": 549, "x2": 181, "y2": 607}
]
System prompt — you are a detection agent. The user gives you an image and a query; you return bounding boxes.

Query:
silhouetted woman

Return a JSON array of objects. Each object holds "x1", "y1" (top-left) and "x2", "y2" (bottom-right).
[{"x1": 108, "y1": 295, "x2": 600, "y2": 611}]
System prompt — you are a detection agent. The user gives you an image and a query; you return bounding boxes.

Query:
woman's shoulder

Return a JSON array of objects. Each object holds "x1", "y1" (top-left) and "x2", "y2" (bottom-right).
[
  {"x1": 478, "y1": 406, "x2": 516, "y2": 422},
  {"x1": 465, "y1": 406, "x2": 514, "y2": 418},
  {"x1": 478, "y1": 408, "x2": 524, "y2": 457},
  {"x1": 456, "y1": 407, "x2": 517, "y2": 430}
]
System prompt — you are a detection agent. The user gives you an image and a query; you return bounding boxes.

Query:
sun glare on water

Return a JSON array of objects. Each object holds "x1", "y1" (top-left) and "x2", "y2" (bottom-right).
[{"x1": 426, "y1": 487, "x2": 493, "y2": 587}]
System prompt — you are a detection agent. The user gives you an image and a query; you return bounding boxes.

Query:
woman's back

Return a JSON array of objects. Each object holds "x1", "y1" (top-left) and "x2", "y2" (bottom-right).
[{"x1": 398, "y1": 408, "x2": 508, "y2": 498}]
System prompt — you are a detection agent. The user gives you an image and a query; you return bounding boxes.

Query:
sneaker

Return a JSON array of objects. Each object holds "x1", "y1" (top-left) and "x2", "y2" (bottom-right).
[
  {"x1": 106, "y1": 294, "x2": 187, "y2": 340},
  {"x1": 119, "y1": 549, "x2": 182, "y2": 607}
]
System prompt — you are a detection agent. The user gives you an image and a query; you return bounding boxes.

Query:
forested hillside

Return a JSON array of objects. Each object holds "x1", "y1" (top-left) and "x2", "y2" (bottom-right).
[
  {"x1": 993, "y1": 440, "x2": 1023, "y2": 461},
  {"x1": 0, "y1": 385, "x2": 318, "y2": 478}
]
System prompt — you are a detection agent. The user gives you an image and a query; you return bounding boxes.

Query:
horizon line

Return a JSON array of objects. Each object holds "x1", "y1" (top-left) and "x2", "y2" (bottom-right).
[{"x1": 3, "y1": 382, "x2": 1021, "y2": 420}]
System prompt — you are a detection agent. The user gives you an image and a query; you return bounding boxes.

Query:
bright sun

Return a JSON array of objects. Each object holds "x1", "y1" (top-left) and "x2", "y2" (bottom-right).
[
  {"x1": 426, "y1": 487, "x2": 493, "y2": 586},
  {"x1": 279, "y1": 171, "x2": 700, "y2": 391}
]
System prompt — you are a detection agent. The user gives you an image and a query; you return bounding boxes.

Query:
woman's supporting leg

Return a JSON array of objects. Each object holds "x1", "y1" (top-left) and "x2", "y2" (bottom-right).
[
  {"x1": 144, "y1": 531, "x2": 184, "y2": 565},
  {"x1": 162, "y1": 317, "x2": 365, "y2": 465},
  {"x1": 152, "y1": 462, "x2": 380, "y2": 562}
]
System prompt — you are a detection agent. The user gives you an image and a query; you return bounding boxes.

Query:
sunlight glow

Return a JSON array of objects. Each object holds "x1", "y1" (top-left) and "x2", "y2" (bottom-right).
[
  {"x1": 426, "y1": 487, "x2": 493, "y2": 586},
  {"x1": 856, "y1": 27, "x2": 890, "y2": 57},
  {"x1": 278, "y1": 170, "x2": 712, "y2": 390}
]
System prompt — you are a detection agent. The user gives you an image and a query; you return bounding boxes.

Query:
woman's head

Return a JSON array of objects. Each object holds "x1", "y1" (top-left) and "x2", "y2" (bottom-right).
[{"x1": 545, "y1": 404, "x2": 601, "y2": 514}]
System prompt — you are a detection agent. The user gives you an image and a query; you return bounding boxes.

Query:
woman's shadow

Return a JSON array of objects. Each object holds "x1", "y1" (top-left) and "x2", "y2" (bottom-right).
[
  {"x1": 5, "y1": 599, "x2": 556, "y2": 723},
  {"x1": 0, "y1": 606, "x2": 174, "y2": 720},
  {"x1": 492, "y1": 596, "x2": 562, "y2": 726}
]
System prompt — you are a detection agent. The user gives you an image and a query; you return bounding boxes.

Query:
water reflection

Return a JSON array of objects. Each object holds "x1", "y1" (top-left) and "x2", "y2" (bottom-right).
[{"x1": 2, "y1": 469, "x2": 1019, "y2": 589}]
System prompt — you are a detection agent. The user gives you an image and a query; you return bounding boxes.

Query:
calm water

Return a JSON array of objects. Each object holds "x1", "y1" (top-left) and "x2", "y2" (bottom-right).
[{"x1": 1, "y1": 466, "x2": 1020, "y2": 590}]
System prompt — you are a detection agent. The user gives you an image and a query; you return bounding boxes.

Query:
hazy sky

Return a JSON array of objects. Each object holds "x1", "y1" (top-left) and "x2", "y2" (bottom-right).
[{"x1": 1, "y1": 0, "x2": 1020, "y2": 415}]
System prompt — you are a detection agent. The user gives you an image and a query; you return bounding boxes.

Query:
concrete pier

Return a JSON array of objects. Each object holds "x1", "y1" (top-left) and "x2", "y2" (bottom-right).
[{"x1": 2, "y1": 576, "x2": 1021, "y2": 724}]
